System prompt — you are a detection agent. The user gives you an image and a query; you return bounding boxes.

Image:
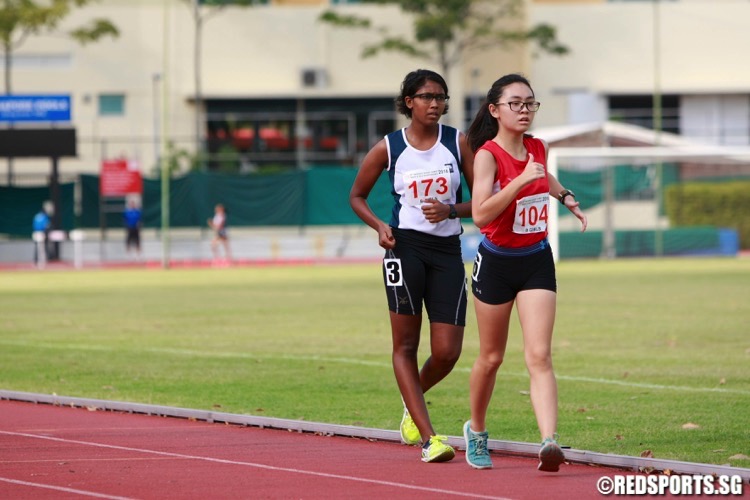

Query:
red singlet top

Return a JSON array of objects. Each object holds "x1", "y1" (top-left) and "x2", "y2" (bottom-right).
[{"x1": 479, "y1": 136, "x2": 550, "y2": 248}]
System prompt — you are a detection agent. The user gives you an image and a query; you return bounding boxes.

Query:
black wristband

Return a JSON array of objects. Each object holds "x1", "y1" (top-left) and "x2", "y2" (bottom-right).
[
  {"x1": 558, "y1": 189, "x2": 575, "y2": 205},
  {"x1": 448, "y1": 204, "x2": 457, "y2": 219}
]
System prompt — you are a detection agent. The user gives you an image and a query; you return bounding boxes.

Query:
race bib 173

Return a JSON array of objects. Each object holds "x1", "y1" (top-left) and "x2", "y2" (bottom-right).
[{"x1": 402, "y1": 167, "x2": 452, "y2": 207}]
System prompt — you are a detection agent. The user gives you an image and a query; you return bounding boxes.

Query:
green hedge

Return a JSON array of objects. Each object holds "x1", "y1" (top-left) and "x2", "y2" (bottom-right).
[
  {"x1": 665, "y1": 180, "x2": 750, "y2": 249},
  {"x1": 558, "y1": 227, "x2": 733, "y2": 259}
]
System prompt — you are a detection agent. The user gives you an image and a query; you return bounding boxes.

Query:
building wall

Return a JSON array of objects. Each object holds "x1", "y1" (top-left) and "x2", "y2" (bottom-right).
[
  {"x1": 4, "y1": 0, "x2": 749, "y2": 183},
  {"x1": 3, "y1": 1, "x2": 477, "y2": 179},
  {"x1": 0, "y1": 1, "x2": 529, "y2": 181},
  {"x1": 5, "y1": 0, "x2": 191, "y2": 180},
  {"x1": 529, "y1": 0, "x2": 750, "y2": 144}
]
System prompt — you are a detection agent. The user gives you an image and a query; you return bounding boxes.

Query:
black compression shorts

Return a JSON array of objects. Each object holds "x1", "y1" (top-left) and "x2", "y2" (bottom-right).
[
  {"x1": 382, "y1": 228, "x2": 467, "y2": 326},
  {"x1": 471, "y1": 238, "x2": 557, "y2": 305}
]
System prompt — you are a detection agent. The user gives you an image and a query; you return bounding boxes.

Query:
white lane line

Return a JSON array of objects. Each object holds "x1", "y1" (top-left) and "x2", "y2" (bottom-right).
[
  {"x1": 553, "y1": 374, "x2": 750, "y2": 394},
  {"x1": 1, "y1": 457, "x2": 175, "y2": 464},
  {"x1": 0, "y1": 431, "x2": 511, "y2": 500},
  {"x1": 0, "y1": 477, "x2": 135, "y2": 500}
]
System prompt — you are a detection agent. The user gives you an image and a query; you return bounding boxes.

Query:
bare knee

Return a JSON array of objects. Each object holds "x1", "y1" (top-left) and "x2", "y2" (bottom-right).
[
  {"x1": 524, "y1": 348, "x2": 553, "y2": 374},
  {"x1": 432, "y1": 343, "x2": 462, "y2": 368},
  {"x1": 478, "y1": 351, "x2": 504, "y2": 373},
  {"x1": 423, "y1": 323, "x2": 463, "y2": 368},
  {"x1": 393, "y1": 345, "x2": 419, "y2": 363},
  {"x1": 392, "y1": 333, "x2": 420, "y2": 360}
]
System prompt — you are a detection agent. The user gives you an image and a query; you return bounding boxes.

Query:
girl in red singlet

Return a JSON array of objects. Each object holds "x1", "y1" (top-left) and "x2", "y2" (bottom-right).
[{"x1": 462, "y1": 74, "x2": 587, "y2": 473}]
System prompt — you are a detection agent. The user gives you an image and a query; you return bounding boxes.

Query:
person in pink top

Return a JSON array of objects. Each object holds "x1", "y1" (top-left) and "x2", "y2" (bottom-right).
[
  {"x1": 208, "y1": 203, "x2": 232, "y2": 263},
  {"x1": 462, "y1": 74, "x2": 587, "y2": 472}
]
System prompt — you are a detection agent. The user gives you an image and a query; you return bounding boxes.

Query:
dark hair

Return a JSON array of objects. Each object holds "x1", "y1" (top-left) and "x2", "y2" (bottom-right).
[
  {"x1": 467, "y1": 73, "x2": 533, "y2": 152},
  {"x1": 395, "y1": 69, "x2": 450, "y2": 119}
]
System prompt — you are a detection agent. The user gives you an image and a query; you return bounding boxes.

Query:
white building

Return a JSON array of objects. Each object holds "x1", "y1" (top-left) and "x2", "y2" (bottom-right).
[
  {"x1": 1, "y1": 0, "x2": 748, "y2": 183},
  {"x1": 531, "y1": 0, "x2": 750, "y2": 146}
]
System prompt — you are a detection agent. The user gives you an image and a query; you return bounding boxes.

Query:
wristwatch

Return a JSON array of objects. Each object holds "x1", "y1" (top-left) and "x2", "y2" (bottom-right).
[
  {"x1": 448, "y1": 204, "x2": 458, "y2": 219},
  {"x1": 558, "y1": 189, "x2": 575, "y2": 205}
]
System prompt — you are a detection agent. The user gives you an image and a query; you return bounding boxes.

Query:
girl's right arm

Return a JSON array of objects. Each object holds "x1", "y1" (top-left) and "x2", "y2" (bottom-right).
[
  {"x1": 349, "y1": 140, "x2": 395, "y2": 249},
  {"x1": 472, "y1": 150, "x2": 546, "y2": 228}
]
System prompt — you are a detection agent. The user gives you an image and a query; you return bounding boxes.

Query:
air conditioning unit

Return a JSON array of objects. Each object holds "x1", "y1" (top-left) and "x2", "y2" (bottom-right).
[{"x1": 301, "y1": 67, "x2": 328, "y2": 89}]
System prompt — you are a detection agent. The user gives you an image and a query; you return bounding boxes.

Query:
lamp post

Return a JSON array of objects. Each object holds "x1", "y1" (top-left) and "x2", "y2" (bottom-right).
[
  {"x1": 653, "y1": 0, "x2": 664, "y2": 256},
  {"x1": 161, "y1": 0, "x2": 171, "y2": 269},
  {"x1": 471, "y1": 68, "x2": 481, "y2": 129},
  {"x1": 152, "y1": 73, "x2": 162, "y2": 173},
  {"x1": 653, "y1": 0, "x2": 662, "y2": 144},
  {"x1": 193, "y1": 0, "x2": 204, "y2": 168}
]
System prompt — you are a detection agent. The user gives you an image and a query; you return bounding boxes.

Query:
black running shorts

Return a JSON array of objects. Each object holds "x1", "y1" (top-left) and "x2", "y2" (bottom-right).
[
  {"x1": 471, "y1": 239, "x2": 557, "y2": 305},
  {"x1": 382, "y1": 228, "x2": 467, "y2": 326}
]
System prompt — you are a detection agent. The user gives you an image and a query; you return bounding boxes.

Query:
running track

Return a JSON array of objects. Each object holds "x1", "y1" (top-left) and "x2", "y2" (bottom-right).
[
  {"x1": 3, "y1": 262, "x2": 749, "y2": 498},
  {"x1": 2, "y1": 399, "x2": 729, "y2": 500}
]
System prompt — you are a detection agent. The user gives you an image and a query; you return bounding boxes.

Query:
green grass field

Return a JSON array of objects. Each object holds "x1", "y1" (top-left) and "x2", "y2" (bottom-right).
[{"x1": 0, "y1": 257, "x2": 748, "y2": 467}]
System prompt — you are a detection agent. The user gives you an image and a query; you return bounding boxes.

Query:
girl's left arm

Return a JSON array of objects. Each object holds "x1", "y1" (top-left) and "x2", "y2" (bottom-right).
[{"x1": 544, "y1": 140, "x2": 588, "y2": 232}]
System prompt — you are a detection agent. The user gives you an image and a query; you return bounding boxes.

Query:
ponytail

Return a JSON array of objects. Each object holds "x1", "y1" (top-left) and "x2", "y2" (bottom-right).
[{"x1": 467, "y1": 101, "x2": 498, "y2": 153}]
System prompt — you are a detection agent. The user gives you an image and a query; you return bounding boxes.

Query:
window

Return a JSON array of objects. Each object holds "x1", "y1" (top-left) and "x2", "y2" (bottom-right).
[
  {"x1": 98, "y1": 94, "x2": 125, "y2": 117},
  {"x1": 1, "y1": 53, "x2": 72, "y2": 69},
  {"x1": 205, "y1": 97, "x2": 395, "y2": 169},
  {"x1": 608, "y1": 94, "x2": 679, "y2": 134}
]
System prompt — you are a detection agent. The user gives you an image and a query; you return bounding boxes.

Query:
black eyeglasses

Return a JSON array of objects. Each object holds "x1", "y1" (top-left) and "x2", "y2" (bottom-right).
[
  {"x1": 412, "y1": 93, "x2": 449, "y2": 104},
  {"x1": 498, "y1": 101, "x2": 541, "y2": 112}
]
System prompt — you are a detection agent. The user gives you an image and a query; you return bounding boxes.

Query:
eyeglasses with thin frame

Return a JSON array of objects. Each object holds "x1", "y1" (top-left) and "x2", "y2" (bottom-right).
[
  {"x1": 498, "y1": 101, "x2": 541, "y2": 112},
  {"x1": 411, "y1": 93, "x2": 449, "y2": 104}
]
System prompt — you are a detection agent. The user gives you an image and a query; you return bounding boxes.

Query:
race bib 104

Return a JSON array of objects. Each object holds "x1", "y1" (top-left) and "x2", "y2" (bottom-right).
[{"x1": 512, "y1": 193, "x2": 549, "y2": 234}]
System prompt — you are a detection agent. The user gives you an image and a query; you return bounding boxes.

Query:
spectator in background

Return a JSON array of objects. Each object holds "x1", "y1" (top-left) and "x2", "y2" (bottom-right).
[
  {"x1": 32, "y1": 204, "x2": 51, "y2": 265},
  {"x1": 208, "y1": 203, "x2": 232, "y2": 264},
  {"x1": 123, "y1": 199, "x2": 143, "y2": 261}
]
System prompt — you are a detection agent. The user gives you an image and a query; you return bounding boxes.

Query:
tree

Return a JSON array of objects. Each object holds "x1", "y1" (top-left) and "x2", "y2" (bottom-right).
[
  {"x1": 319, "y1": 0, "x2": 568, "y2": 78},
  {"x1": 181, "y1": 0, "x2": 258, "y2": 169},
  {"x1": 0, "y1": 0, "x2": 119, "y2": 93},
  {"x1": 0, "y1": 0, "x2": 118, "y2": 188}
]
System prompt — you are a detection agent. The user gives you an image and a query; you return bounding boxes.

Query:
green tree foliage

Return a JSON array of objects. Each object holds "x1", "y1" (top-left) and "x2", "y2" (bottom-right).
[
  {"x1": 0, "y1": 0, "x2": 119, "y2": 92},
  {"x1": 319, "y1": 0, "x2": 568, "y2": 76}
]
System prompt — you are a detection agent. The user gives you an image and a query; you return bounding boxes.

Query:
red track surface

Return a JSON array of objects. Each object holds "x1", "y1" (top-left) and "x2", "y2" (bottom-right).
[{"x1": 0, "y1": 400, "x2": 667, "y2": 499}]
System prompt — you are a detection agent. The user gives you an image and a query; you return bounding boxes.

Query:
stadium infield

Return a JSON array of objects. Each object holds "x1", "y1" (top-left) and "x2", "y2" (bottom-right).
[{"x1": 0, "y1": 261, "x2": 748, "y2": 482}]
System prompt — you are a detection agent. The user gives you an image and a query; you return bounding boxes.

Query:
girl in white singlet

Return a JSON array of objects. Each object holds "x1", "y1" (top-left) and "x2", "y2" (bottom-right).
[{"x1": 350, "y1": 69, "x2": 474, "y2": 463}]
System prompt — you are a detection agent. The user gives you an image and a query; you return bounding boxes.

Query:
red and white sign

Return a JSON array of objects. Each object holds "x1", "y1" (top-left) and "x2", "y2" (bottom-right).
[{"x1": 100, "y1": 158, "x2": 143, "y2": 197}]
